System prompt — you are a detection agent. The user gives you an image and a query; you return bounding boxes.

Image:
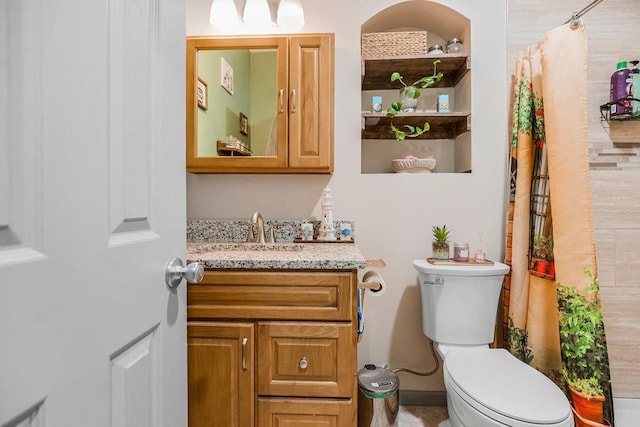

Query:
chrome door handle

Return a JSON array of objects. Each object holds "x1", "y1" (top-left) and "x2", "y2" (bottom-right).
[
  {"x1": 291, "y1": 89, "x2": 297, "y2": 113},
  {"x1": 241, "y1": 337, "x2": 248, "y2": 371},
  {"x1": 164, "y1": 257, "x2": 204, "y2": 289},
  {"x1": 279, "y1": 89, "x2": 284, "y2": 113}
]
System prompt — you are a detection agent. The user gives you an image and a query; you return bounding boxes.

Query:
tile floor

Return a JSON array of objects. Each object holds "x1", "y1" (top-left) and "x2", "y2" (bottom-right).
[{"x1": 397, "y1": 405, "x2": 449, "y2": 426}]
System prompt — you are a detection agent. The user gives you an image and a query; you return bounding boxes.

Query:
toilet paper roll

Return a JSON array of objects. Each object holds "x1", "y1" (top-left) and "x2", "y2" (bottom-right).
[{"x1": 361, "y1": 270, "x2": 387, "y2": 296}]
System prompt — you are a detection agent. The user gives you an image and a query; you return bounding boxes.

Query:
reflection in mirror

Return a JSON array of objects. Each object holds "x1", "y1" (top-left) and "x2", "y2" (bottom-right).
[{"x1": 197, "y1": 48, "x2": 278, "y2": 157}]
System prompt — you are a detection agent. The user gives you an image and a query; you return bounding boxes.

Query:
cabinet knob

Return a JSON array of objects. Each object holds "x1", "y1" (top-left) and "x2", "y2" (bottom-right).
[{"x1": 299, "y1": 356, "x2": 308, "y2": 370}]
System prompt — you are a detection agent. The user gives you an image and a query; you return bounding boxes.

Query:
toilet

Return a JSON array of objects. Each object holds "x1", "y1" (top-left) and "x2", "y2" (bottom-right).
[{"x1": 413, "y1": 259, "x2": 574, "y2": 427}]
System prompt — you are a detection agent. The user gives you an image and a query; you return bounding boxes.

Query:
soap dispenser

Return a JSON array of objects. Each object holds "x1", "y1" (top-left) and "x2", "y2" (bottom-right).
[{"x1": 318, "y1": 187, "x2": 337, "y2": 241}]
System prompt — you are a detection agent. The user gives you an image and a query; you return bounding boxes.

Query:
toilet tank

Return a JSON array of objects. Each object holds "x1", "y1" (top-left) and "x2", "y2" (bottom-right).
[{"x1": 413, "y1": 259, "x2": 510, "y2": 345}]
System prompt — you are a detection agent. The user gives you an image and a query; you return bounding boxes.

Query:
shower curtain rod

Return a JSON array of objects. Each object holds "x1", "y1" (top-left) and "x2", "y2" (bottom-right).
[{"x1": 563, "y1": 0, "x2": 604, "y2": 25}]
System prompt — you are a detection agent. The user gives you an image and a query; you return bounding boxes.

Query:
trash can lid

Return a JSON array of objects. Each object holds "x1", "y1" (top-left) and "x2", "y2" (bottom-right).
[{"x1": 357, "y1": 364, "x2": 399, "y2": 399}]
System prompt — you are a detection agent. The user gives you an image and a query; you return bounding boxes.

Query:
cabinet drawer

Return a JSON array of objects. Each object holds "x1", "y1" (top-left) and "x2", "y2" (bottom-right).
[
  {"x1": 257, "y1": 322, "x2": 356, "y2": 398},
  {"x1": 258, "y1": 397, "x2": 356, "y2": 427},
  {"x1": 188, "y1": 270, "x2": 355, "y2": 321}
]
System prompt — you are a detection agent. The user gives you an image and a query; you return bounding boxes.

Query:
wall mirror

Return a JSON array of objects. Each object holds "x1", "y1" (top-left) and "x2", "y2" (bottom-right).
[{"x1": 186, "y1": 36, "x2": 289, "y2": 172}]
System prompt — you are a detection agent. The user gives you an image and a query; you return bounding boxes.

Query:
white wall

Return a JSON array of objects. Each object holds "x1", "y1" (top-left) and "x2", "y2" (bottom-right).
[{"x1": 186, "y1": 0, "x2": 508, "y2": 392}]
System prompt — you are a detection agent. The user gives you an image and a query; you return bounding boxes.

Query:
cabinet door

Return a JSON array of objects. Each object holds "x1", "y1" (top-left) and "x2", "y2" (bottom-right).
[
  {"x1": 288, "y1": 34, "x2": 334, "y2": 171},
  {"x1": 257, "y1": 322, "x2": 355, "y2": 398},
  {"x1": 188, "y1": 322, "x2": 255, "y2": 427},
  {"x1": 186, "y1": 36, "x2": 289, "y2": 173},
  {"x1": 258, "y1": 397, "x2": 356, "y2": 427}
]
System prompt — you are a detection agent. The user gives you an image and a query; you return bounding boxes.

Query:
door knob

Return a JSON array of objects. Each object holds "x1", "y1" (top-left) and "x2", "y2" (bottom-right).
[{"x1": 165, "y1": 257, "x2": 204, "y2": 288}]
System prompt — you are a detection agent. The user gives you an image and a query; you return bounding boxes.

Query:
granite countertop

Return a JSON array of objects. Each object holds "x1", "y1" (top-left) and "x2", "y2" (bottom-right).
[{"x1": 187, "y1": 241, "x2": 366, "y2": 270}]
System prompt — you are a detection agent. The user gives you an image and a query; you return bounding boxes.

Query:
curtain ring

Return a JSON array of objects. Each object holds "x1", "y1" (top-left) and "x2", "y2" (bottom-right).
[{"x1": 569, "y1": 13, "x2": 581, "y2": 30}]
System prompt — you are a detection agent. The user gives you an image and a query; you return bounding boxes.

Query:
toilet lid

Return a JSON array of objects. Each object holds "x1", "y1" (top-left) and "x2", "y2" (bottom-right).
[{"x1": 445, "y1": 348, "x2": 571, "y2": 425}]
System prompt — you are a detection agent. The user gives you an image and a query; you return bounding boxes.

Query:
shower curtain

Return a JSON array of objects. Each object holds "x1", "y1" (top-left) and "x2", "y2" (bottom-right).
[{"x1": 505, "y1": 21, "x2": 614, "y2": 425}]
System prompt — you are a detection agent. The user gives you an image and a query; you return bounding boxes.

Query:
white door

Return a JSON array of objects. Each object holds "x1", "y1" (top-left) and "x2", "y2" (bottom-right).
[{"x1": 0, "y1": 0, "x2": 188, "y2": 426}]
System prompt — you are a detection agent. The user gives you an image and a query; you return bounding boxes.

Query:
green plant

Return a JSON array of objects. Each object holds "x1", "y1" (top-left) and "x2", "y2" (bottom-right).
[
  {"x1": 432, "y1": 224, "x2": 450, "y2": 243},
  {"x1": 557, "y1": 269, "x2": 609, "y2": 398},
  {"x1": 386, "y1": 60, "x2": 443, "y2": 140},
  {"x1": 533, "y1": 233, "x2": 553, "y2": 260},
  {"x1": 507, "y1": 318, "x2": 534, "y2": 365}
]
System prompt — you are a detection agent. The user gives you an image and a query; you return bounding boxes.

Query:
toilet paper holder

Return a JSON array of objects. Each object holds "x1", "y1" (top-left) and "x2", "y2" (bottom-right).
[
  {"x1": 358, "y1": 270, "x2": 386, "y2": 294},
  {"x1": 358, "y1": 280, "x2": 382, "y2": 292}
]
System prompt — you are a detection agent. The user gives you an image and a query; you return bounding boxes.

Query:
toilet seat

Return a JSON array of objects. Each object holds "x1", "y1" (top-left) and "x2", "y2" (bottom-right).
[{"x1": 444, "y1": 348, "x2": 572, "y2": 426}]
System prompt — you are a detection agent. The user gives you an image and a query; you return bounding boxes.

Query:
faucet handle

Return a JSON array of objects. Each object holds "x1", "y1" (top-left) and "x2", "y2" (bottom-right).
[
  {"x1": 246, "y1": 223, "x2": 255, "y2": 242},
  {"x1": 266, "y1": 225, "x2": 275, "y2": 243}
]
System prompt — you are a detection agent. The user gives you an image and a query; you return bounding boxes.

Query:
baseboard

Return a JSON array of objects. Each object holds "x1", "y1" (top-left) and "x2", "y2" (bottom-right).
[
  {"x1": 613, "y1": 398, "x2": 640, "y2": 427},
  {"x1": 399, "y1": 390, "x2": 447, "y2": 406}
]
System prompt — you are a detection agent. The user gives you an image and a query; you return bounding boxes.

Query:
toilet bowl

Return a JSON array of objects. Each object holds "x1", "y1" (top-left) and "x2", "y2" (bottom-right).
[
  {"x1": 440, "y1": 346, "x2": 573, "y2": 426},
  {"x1": 413, "y1": 259, "x2": 574, "y2": 427}
]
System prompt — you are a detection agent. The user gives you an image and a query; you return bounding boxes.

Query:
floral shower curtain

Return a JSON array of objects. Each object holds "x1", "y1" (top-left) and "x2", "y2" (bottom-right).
[{"x1": 505, "y1": 22, "x2": 614, "y2": 425}]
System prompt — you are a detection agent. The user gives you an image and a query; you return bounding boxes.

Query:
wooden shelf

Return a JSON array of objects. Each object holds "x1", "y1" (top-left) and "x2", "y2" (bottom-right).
[
  {"x1": 216, "y1": 141, "x2": 252, "y2": 156},
  {"x1": 361, "y1": 53, "x2": 470, "y2": 90},
  {"x1": 362, "y1": 111, "x2": 470, "y2": 140}
]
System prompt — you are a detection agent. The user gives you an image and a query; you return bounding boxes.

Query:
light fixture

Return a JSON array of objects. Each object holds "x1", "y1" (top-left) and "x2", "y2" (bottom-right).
[
  {"x1": 277, "y1": 0, "x2": 305, "y2": 31},
  {"x1": 209, "y1": 0, "x2": 305, "y2": 33},
  {"x1": 242, "y1": 0, "x2": 273, "y2": 32},
  {"x1": 209, "y1": 0, "x2": 241, "y2": 31}
]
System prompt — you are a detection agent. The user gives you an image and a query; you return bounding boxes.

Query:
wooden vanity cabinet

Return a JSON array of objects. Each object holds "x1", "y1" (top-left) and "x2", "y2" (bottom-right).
[{"x1": 187, "y1": 270, "x2": 358, "y2": 426}]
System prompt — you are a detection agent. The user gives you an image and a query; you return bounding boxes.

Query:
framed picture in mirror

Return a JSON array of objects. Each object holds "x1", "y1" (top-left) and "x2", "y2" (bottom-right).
[
  {"x1": 196, "y1": 77, "x2": 208, "y2": 110},
  {"x1": 239, "y1": 112, "x2": 248, "y2": 135},
  {"x1": 220, "y1": 57, "x2": 234, "y2": 95}
]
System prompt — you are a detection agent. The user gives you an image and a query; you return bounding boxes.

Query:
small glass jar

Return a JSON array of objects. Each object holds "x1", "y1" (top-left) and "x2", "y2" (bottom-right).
[
  {"x1": 428, "y1": 44, "x2": 444, "y2": 54},
  {"x1": 453, "y1": 242, "x2": 470, "y2": 262},
  {"x1": 446, "y1": 38, "x2": 465, "y2": 54}
]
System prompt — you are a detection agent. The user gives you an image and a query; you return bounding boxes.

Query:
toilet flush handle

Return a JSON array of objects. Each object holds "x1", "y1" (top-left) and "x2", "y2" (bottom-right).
[{"x1": 423, "y1": 275, "x2": 445, "y2": 286}]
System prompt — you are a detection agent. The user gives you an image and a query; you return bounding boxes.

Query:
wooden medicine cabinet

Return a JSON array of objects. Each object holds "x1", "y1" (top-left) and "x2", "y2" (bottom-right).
[{"x1": 186, "y1": 34, "x2": 335, "y2": 174}]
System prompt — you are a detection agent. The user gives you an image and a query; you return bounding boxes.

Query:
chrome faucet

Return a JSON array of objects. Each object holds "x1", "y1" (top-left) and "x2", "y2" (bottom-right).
[
  {"x1": 250, "y1": 212, "x2": 266, "y2": 243},
  {"x1": 247, "y1": 212, "x2": 274, "y2": 243}
]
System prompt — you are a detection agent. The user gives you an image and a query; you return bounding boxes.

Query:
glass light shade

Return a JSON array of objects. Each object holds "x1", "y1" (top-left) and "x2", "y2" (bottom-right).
[
  {"x1": 277, "y1": 0, "x2": 305, "y2": 31},
  {"x1": 242, "y1": 0, "x2": 273, "y2": 31},
  {"x1": 209, "y1": 0, "x2": 241, "y2": 31}
]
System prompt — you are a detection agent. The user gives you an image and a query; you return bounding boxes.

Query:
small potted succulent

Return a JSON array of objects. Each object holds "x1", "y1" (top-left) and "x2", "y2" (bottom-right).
[
  {"x1": 431, "y1": 224, "x2": 451, "y2": 260},
  {"x1": 386, "y1": 60, "x2": 443, "y2": 140}
]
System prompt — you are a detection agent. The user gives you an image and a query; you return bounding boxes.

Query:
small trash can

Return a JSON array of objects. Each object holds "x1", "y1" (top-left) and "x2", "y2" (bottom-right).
[{"x1": 357, "y1": 364, "x2": 399, "y2": 426}]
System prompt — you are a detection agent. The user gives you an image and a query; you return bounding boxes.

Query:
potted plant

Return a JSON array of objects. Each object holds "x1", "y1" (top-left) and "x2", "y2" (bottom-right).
[
  {"x1": 532, "y1": 233, "x2": 552, "y2": 274},
  {"x1": 431, "y1": 224, "x2": 450, "y2": 260},
  {"x1": 547, "y1": 251, "x2": 556, "y2": 278},
  {"x1": 557, "y1": 269, "x2": 610, "y2": 426},
  {"x1": 386, "y1": 60, "x2": 443, "y2": 140}
]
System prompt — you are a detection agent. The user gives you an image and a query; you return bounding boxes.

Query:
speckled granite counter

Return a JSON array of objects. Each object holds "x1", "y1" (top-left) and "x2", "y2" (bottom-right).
[
  {"x1": 187, "y1": 241, "x2": 366, "y2": 270},
  {"x1": 187, "y1": 219, "x2": 365, "y2": 270}
]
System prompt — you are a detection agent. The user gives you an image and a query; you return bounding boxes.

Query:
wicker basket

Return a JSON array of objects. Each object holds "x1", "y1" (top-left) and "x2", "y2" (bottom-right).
[{"x1": 362, "y1": 31, "x2": 428, "y2": 58}]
